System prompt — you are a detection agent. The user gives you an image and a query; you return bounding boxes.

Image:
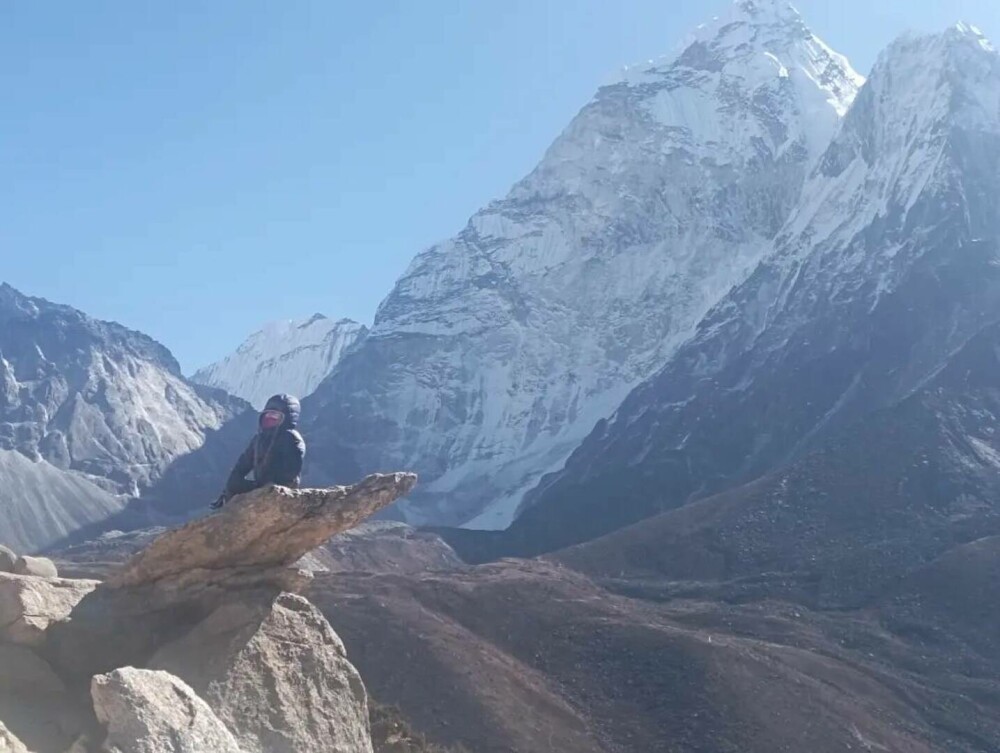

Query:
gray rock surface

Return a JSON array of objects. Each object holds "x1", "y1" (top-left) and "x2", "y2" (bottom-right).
[
  {"x1": 109, "y1": 474, "x2": 417, "y2": 591},
  {"x1": 0, "y1": 573, "x2": 97, "y2": 647},
  {"x1": 91, "y1": 667, "x2": 244, "y2": 753},
  {"x1": 152, "y1": 593, "x2": 373, "y2": 753},
  {"x1": 50, "y1": 477, "x2": 414, "y2": 684}
]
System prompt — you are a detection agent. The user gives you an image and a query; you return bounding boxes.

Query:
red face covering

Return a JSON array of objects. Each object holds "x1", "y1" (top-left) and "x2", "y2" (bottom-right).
[{"x1": 259, "y1": 409, "x2": 284, "y2": 431}]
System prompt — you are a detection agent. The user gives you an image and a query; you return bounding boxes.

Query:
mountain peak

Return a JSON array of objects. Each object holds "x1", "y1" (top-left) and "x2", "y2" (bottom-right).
[
  {"x1": 622, "y1": 0, "x2": 862, "y2": 106},
  {"x1": 614, "y1": 0, "x2": 862, "y2": 168},
  {"x1": 879, "y1": 23, "x2": 997, "y2": 70},
  {"x1": 724, "y1": 0, "x2": 804, "y2": 26},
  {"x1": 946, "y1": 21, "x2": 994, "y2": 51},
  {"x1": 0, "y1": 283, "x2": 35, "y2": 315},
  {"x1": 300, "y1": 313, "x2": 330, "y2": 328},
  {"x1": 192, "y1": 315, "x2": 366, "y2": 408},
  {"x1": 850, "y1": 24, "x2": 1000, "y2": 144},
  {"x1": 687, "y1": 0, "x2": 809, "y2": 50}
]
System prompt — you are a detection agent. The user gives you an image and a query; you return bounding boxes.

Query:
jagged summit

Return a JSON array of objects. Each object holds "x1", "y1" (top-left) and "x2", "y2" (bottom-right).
[
  {"x1": 0, "y1": 282, "x2": 180, "y2": 374},
  {"x1": 693, "y1": 0, "x2": 811, "y2": 43},
  {"x1": 868, "y1": 24, "x2": 1000, "y2": 129},
  {"x1": 789, "y1": 23, "x2": 1000, "y2": 251},
  {"x1": 617, "y1": 0, "x2": 862, "y2": 167},
  {"x1": 192, "y1": 315, "x2": 367, "y2": 408}
]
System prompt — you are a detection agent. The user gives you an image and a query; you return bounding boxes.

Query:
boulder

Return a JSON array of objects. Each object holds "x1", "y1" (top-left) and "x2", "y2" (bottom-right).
[
  {"x1": 13, "y1": 558, "x2": 57, "y2": 579},
  {"x1": 0, "y1": 573, "x2": 98, "y2": 647},
  {"x1": 110, "y1": 474, "x2": 417, "y2": 590},
  {"x1": 0, "y1": 720, "x2": 30, "y2": 753},
  {"x1": 152, "y1": 593, "x2": 373, "y2": 753},
  {"x1": 0, "y1": 547, "x2": 16, "y2": 575},
  {"x1": 48, "y1": 475, "x2": 415, "y2": 680},
  {"x1": 91, "y1": 667, "x2": 244, "y2": 753}
]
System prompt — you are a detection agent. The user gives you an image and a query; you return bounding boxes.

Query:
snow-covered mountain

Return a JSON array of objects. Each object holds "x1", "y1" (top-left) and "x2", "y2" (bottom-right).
[
  {"x1": 192, "y1": 315, "x2": 366, "y2": 408},
  {"x1": 502, "y1": 23, "x2": 1000, "y2": 555},
  {"x1": 0, "y1": 283, "x2": 249, "y2": 552},
  {"x1": 305, "y1": 0, "x2": 864, "y2": 527}
]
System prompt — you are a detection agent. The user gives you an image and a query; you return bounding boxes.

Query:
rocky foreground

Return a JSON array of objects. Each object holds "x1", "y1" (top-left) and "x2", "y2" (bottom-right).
[{"x1": 0, "y1": 473, "x2": 415, "y2": 753}]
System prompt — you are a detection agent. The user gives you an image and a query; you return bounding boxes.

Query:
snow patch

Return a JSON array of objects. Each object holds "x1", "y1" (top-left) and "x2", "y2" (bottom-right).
[{"x1": 194, "y1": 316, "x2": 366, "y2": 407}]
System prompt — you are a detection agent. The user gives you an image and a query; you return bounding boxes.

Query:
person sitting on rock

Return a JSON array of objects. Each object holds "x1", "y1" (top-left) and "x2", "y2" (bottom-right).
[{"x1": 211, "y1": 393, "x2": 306, "y2": 509}]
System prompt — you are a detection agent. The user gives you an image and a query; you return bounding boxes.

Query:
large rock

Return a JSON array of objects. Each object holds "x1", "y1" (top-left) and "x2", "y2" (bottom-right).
[
  {"x1": 152, "y1": 593, "x2": 373, "y2": 753},
  {"x1": 48, "y1": 475, "x2": 415, "y2": 680},
  {"x1": 13, "y1": 557, "x2": 57, "y2": 579},
  {"x1": 91, "y1": 667, "x2": 244, "y2": 753},
  {"x1": 110, "y1": 474, "x2": 416, "y2": 590},
  {"x1": 0, "y1": 573, "x2": 97, "y2": 647},
  {"x1": 0, "y1": 721, "x2": 30, "y2": 753},
  {"x1": 0, "y1": 547, "x2": 16, "y2": 575}
]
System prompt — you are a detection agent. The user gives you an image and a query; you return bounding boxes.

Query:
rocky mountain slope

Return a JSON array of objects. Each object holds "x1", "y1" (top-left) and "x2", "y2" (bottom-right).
[
  {"x1": 304, "y1": 0, "x2": 864, "y2": 528},
  {"x1": 0, "y1": 283, "x2": 250, "y2": 553},
  {"x1": 554, "y1": 318, "x2": 1000, "y2": 604},
  {"x1": 499, "y1": 22, "x2": 1000, "y2": 555},
  {"x1": 314, "y1": 553, "x2": 1000, "y2": 753},
  {"x1": 193, "y1": 314, "x2": 366, "y2": 409}
]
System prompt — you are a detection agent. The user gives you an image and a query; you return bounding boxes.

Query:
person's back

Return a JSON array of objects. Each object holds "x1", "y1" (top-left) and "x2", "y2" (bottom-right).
[{"x1": 212, "y1": 393, "x2": 306, "y2": 508}]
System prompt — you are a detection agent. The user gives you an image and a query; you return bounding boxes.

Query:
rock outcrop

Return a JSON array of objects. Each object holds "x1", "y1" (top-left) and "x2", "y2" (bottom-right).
[
  {"x1": 0, "y1": 474, "x2": 415, "y2": 753},
  {"x1": 151, "y1": 593, "x2": 373, "y2": 753},
  {"x1": 50, "y1": 474, "x2": 416, "y2": 680},
  {"x1": 111, "y1": 473, "x2": 418, "y2": 591},
  {"x1": 91, "y1": 668, "x2": 244, "y2": 753},
  {"x1": 0, "y1": 573, "x2": 97, "y2": 647}
]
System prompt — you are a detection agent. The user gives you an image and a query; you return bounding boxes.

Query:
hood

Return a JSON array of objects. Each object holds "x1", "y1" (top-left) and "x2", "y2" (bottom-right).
[{"x1": 263, "y1": 393, "x2": 301, "y2": 428}]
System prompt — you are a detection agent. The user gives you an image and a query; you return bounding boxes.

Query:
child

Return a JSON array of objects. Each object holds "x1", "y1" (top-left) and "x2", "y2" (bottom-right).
[{"x1": 212, "y1": 393, "x2": 306, "y2": 509}]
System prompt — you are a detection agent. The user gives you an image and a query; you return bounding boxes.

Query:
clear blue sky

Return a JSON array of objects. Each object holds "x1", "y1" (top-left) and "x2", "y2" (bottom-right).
[{"x1": 2, "y1": 1, "x2": 998, "y2": 372}]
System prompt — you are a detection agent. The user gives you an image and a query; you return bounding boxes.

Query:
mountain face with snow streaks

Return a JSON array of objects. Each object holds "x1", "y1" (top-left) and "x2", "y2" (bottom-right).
[
  {"x1": 505, "y1": 23, "x2": 1000, "y2": 555},
  {"x1": 0, "y1": 283, "x2": 248, "y2": 551},
  {"x1": 192, "y1": 315, "x2": 366, "y2": 408},
  {"x1": 305, "y1": 0, "x2": 863, "y2": 528}
]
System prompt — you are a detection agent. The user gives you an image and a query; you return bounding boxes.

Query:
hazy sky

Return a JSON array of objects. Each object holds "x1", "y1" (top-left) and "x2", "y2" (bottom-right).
[{"x1": 3, "y1": 0, "x2": 999, "y2": 371}]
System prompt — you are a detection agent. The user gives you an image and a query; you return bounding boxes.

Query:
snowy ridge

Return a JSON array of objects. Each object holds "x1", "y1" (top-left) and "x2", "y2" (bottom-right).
[
  {"x1": 511, "y1": 23, "x2": 1000, "y2": 553},
  {"x1": 306, "y1": 0, "x2": 863, "y2": 529},
  {"x1": 624, "y1": 0, "x2": 863, "y2": 127},
  {"x1": 781, "y1": 24, "x2": 1000, "y2": 291},
  {"x1": 193, "y1": 315, "x2": 366, "y2": 408}
]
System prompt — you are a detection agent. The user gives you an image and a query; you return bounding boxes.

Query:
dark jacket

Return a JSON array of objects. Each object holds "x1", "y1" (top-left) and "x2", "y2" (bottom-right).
[{"x1": 225, "y1": 394, "x2": 306, "y2": 498}]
